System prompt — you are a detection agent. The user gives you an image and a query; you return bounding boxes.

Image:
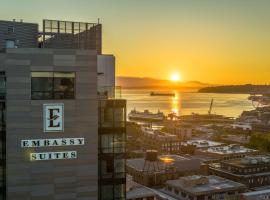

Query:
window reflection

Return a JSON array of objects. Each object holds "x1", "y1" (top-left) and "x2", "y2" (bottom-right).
[
  {"x1": 99, "y1": 100, "x2": 126, "y2": 128},
  {"x1": 31, "y1": 72, "x2": 75, "y2": 100},
  {"x1": 101, "y1": 133, "x2": 125, "y2": 153}
]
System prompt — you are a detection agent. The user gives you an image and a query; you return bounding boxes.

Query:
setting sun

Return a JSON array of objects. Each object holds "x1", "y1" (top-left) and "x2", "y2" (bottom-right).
[{"x1": 170, "y1": 73, "x2": 181, "y2": 82}]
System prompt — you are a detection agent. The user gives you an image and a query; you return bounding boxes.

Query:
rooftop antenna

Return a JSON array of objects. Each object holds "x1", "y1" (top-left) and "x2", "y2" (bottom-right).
[{"x1": 97, "y1": 18, "x2": 100, "y2": 24}]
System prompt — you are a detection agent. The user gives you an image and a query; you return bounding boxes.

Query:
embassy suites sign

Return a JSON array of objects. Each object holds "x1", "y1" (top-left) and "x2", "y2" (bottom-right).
[
  {"x1": 21, "y1": 138, "x2": 85, "y2": 148},
  {"x1": 21, "y1": 103, "x2": 85, "y2": 161}
]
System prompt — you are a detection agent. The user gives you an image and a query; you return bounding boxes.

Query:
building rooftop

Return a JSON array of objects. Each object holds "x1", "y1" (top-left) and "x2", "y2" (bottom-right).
[
  {"x1": 223, "y1": 155, "x2": 270, "y2": 168},
  {"x1": 183, "y1": 139, "x2": 224, "y2": 148},
  {"x1": 0, "y1": 19, "x2": 101, "y2": 52},
  {"x1": 203, "y1": 144, "x2": 257, "y2": 155},
  {"x1": 242, "y1": 189, "x2": 270, "y2": 200},
  {"x1": 127, "y1": 155, "x2": 200, "y2": 173},
  {"x1": 126, "y1": 174, "x2": 179, "y2": 200},
  {"x1": 141, "y1": 127, "x2": 179, "y2": 141},
  {"x1": 127, "y1": 186, "x2": 156, "y2": 199},
  {"x1": 166, "y1": 175, "x2": 246, "y2": 195}
]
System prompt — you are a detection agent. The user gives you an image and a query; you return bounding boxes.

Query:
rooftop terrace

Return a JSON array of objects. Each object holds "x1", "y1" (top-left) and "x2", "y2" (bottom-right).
[
  {"x1": 203, "y1": 144, "x2": 257, "y2": 155},
  {"x1": 183, "y1": 139, "x2": 224, "y2": 148}
]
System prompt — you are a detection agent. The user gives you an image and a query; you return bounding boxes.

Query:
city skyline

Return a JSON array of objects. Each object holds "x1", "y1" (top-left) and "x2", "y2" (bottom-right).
[{"x1": 1, "y1": 0, "x2": 270, "y2": 84}]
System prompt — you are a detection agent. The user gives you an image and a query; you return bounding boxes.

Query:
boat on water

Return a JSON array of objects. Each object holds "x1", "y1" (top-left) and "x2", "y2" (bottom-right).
[
  {"x1": 150, "y1": 92, "x2": 175, "y2": 97},
  {"x1": 128, "y1": 109, "x2": 165, "y2": 122},
  {"x1": 248, "y1": 94, "x2": 270, "y2": 106}
]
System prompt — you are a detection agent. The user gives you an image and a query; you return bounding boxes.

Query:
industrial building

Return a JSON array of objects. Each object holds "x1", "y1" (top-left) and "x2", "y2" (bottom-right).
[
  {"x1": 163, "y1": 175, "x2": 246, "y2": 200},
  {"x1": 0, "y1": 18, "x2": 125, "y2": 200},
  {"x1": 209, "y1": 155, "x2": 270, "y2": 189}
]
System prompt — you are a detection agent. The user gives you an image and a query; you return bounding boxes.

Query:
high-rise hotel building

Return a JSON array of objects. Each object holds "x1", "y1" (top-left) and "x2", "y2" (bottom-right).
[{"x1": 0, "y1": 19, "x2": 126, "y2": 200}]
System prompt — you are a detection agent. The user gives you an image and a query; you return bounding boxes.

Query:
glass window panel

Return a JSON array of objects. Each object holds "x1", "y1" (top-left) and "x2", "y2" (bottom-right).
[
  {"x1": 52, "y1": 21, "x2": 58, "y2": 29},
  {"x1": 101, "y1": 160, "x2": 113, "y2": 178},
  {"x1": 114, "y1": 159, "x2": 125, "y2": 174},
  {"x1": 0, "y1": 77, "x2": 6, "y2": 91},
  {"x1": 104, "y1": 108, "x2": 113, "y2": 122},
  {"x1": 114, "y1": 184, "x2": 125, "y2": 198},
  {"x1": 74, "y1": 22, "x2": 79, "y2": 30},
  {"x1": 31, "y1": 77, "x2": 53, "y2": 91},
  {"x1": 101, "y1": 134, "x2": 113, "y2": 153},
  {"x1": 5, "y1": 40, "x2": 15, "y2": 48},
  {"x1": 53, "y1": 77, "x2": 75, "y2": 99},
  {"x1": 114, "y1": 133, "x2": 125, "y2": 153},
  {"x1": 31, "y1": 72, "x2": 75, "y2": 100},
  {"x1": 101, "y1": 107, "x2": 114, "y2": 127},
  {"x1": 31, "y1": 72, "x2": 53, "y2": 77},
  {"x1": 101, "y1": 185, "x2": 113, "y2": 200},
  {"x1": 54, "y1": 72, "x2": 75, "y2": 78},
  {"x1": 31, "y1": 91, "x2": 53, "y2": 100},
  {"x1": 114, "y1": 108, "x2": 125, "y2": 121}
]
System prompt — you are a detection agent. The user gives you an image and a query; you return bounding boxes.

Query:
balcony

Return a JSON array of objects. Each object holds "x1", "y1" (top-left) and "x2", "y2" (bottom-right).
[{"x1": 98, "y1": 86, "x2": 122, "y2": 100}]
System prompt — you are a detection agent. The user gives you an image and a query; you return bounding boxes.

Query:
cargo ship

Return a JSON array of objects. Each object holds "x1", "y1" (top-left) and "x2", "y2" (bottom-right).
[
  {"x1": 128, "y1": 109, "x2": 165, "y2": 122},
  {"x1": 150, "y1": 92, "x2": 175, "y2": 97}
]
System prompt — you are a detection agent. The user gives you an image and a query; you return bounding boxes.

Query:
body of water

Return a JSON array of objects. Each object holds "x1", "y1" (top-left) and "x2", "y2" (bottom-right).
[{"x1": 122, "y1": 89, "x2": 254, "y2": 118}]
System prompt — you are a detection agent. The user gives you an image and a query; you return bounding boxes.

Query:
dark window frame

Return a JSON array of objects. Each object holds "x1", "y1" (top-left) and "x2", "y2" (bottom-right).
[{"x1": 31, "y1": 71, "x2": 76, "y2": 100}]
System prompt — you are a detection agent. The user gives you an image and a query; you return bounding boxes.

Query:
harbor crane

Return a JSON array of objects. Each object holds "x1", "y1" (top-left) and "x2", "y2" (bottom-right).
[{"x1": 208, "y1": 98, "x2": 214, "y2": 115}]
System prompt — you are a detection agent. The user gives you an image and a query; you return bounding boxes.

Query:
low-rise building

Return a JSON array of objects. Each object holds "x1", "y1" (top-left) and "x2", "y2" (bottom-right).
[
  {"x1": 127, "y1": 175, "x2": 159, "y2": 200},
  {"x1": 241, "y1": 189, "x2": 270, "y2": 200},
  {"x1": 163, "y1": 175, "x2": 246, "y2": 200},
  {"x1": 141, "y1": 127, "x2": 181, "y2": 154},
  {"x1": 183, "y1": 140, "x2": 224, "y2": 149},
  {"x1": 180, "y1": 140, "x2": 224, "y2": 155},
  {"x1": 209, "y1": 155, "x2": 270, "y2": 188},
  {"x1": 163, "y1": 121, "x2": 193, "y2": 141},
  {"x1": 127, "y1": 153, "x2": 201, "y2": 187},
  {"x1": 221, "y1": 134, "x2": 250, "y2": 145},
  {"x1": 232, "y1": 123, "x2": 252, "y2": 131},
  {"x1": 197, "y1": 144, "x2": 257, "y2": 160}
]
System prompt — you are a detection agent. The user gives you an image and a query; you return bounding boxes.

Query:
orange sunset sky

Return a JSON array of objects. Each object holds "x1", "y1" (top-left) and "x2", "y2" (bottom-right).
[{"x1": 1, "y1": 0, "x2": 270, "y2": 84}]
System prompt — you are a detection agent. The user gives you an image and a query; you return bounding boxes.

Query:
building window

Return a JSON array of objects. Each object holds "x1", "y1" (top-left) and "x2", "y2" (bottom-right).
[
  {"x1": 99, "y1": 100, "x2": 126, "y2": 128},
  {"x1": 114, "y1": 184, "x2": 125, "y2": 199},
  {"x1": 5, "y1": 40, "x2": 15, "y2": 48},
  {"x1": 7, "y1": 26, "x2": 14, "y2": 34},
  {"x1": 31, "y1": 72, "x2": 75, "y2": 100},
  {"x1": 114, "y1": 133, "x2": 125, "y2": 153},
  {"x1": 101, "y1": 185, "x2": 113, "y2": 200},
  {"x1": 114, "y1": 156, "x2": 125, "y2": 178},
  {"x1": 101, "y1": 159, "x2": 113, "y2": 178},
  {"x1": 101, "y1": 133, "x2": 125, "y2": 153},
  {"x1": 101, "y1": 134, "x2": 113, "y2": 153}
]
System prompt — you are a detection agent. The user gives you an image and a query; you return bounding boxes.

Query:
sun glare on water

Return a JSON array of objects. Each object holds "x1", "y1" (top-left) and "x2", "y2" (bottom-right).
[{"x1": 170, "y1": 73, "x2": 181, "y2": 82}]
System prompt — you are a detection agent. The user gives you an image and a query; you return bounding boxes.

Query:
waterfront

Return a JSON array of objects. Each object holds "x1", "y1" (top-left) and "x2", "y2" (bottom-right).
[{"x1": 122, "y1": 89, "x2": 254, "y2": 118}]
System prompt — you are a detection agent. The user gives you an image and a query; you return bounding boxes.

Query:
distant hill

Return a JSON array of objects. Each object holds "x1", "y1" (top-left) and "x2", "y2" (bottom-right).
[
  {"x1": 198, "y1": 84, "x2": 270, "y2": 94},
  {"x1": 116, "y1": 76, "x2": 210, "y2": 90}
]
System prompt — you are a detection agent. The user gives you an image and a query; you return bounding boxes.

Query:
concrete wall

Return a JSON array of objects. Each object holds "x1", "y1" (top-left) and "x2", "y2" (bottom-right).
[
  {"x1": 1, "y1": 48, "x2": 98, "y2": 200},
  {"x1": 0, "y1": 20, "x2": 38, "y2": 49},
  {"x1": 97, "y1": 55, "x2": 115, "y2": 88}
]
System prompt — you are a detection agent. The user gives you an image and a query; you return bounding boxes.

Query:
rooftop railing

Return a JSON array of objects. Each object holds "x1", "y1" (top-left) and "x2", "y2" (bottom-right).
[{"x1": 98, "y1": 86, "x2": 122, "y2": 99}]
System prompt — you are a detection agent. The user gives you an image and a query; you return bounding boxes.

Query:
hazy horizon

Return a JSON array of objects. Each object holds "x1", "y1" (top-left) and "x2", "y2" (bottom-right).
[
  {"x1": 116, "y1": 76, "x2": 269, "y2": 86},
  {"x1": 1, "y1": 0, "x2": 269, "y2": 84}
]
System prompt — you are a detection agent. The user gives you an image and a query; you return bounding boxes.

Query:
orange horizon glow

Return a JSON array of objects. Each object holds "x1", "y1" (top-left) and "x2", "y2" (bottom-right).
[{"x1": 1, "y1": 0, "x2": 269, "y2": 84}]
